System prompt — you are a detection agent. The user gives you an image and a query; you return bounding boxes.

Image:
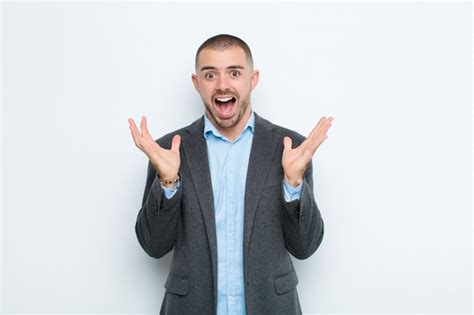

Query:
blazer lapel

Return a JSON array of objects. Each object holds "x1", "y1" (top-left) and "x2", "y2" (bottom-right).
[
  {"x1": 243, "y1": 113, "x2": 279, "y2": 268},
  {"x1": 182, "y1": 116, "x2": 219, "y2": 306}
]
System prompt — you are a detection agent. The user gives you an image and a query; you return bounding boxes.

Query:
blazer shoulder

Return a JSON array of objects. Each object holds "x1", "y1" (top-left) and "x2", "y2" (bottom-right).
[
  {"x1": 261, "y1": 116, "x2": 307, "y2": 147},
  {"x1": 154, "y1": 116, "x2": 202, "y2": 148}
]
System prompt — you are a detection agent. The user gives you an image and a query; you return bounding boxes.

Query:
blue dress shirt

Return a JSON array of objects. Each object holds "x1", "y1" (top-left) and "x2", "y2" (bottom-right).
[{"x1": 161, "y1": 111, "x2": 302, "y2": 314}]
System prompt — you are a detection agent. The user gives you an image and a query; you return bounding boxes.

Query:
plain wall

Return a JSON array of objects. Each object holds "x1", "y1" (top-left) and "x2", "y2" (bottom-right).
[{"x1": 2, "y1": 2, "x2": 471, "y2": 314}]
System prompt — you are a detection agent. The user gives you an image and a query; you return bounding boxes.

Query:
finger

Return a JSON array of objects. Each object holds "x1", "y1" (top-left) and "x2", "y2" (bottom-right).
[
  {"x1": 311, "y1": 116, "x2": 334, "y2": 141},
  {"x1": 141, "y1": 116, "x2": 152, "y2": 136},
  {"x1": 283, "y1": 136, "x2": 293, "y2": 152},
  {"x1": 140, "y1": 116, "x2": 149, "y2": 136},
  {"x1": 289, "y1": 117, "x2": 333, "y2": 160},
  {"x1": 307, "y1": 116, "x2": 327, "y2": 140},
  {"x1": 140, "y1": 116, "x2": 157, "y2": 142},
  {"x1": 308, "y1": 123, "x2": 331, "y2": 155},
  {"x1": 128, "y1": 118, "x2": 141, "y2": 141},
  {"x1": 171, "y1": 134, "x2": 181, "y2": 153},
  {"x1": 128, "y1": 118, "x2": 135, "y2": 129},
  {"x1": 317, "y1": 118, "x2": 333, "y2": 140}
]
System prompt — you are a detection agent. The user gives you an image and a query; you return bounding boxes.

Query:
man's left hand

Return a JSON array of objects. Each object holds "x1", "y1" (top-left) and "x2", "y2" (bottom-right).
[{"x1": 282, "y1": 116, "x2": 334, "y2": 187}]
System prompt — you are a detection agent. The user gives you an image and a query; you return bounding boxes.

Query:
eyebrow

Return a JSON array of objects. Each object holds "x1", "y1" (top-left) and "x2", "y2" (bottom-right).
[{"x1": 200, "y1": 65, "x2": 245, "y2": 72}]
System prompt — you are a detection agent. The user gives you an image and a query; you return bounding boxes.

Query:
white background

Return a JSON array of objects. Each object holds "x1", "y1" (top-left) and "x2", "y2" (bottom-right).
[{"x1": 1, "y1": 2, "x2": 472, "y2": 314}]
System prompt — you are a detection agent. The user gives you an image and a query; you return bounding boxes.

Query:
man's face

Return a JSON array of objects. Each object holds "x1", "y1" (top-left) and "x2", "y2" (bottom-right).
[{"x1": 192, "y1": 46, "x2": 259, "y2": 129}]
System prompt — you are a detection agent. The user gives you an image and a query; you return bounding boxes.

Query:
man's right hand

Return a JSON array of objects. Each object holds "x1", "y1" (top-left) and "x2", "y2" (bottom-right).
[{"x1": 128, "y1": 116, "x2": 181, "y2": 186}]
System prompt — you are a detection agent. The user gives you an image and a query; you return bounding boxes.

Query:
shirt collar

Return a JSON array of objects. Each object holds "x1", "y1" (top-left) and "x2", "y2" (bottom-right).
[{"x1": 203, "y1": 110, "x2": 255, "y2": 141}]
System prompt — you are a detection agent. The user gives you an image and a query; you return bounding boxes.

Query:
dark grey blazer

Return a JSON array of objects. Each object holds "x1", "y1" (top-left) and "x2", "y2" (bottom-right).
[{"x1": 135, "y1": 112, "x2": 324, "y2": 314}]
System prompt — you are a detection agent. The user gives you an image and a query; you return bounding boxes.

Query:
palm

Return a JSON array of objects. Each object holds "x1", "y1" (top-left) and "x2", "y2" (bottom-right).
[
  {"x1": 282, "y1": 116, "x2": 333, "y2": 185},
  {"x1": 150, "y1": 142, "x2": 180, "y2": 179},
  {"x1": 129, "y1": 116, "x2": 181, "y2": 179},
  {"x1": 282, "y1": 144, "x2": 308, "y2": 176}
]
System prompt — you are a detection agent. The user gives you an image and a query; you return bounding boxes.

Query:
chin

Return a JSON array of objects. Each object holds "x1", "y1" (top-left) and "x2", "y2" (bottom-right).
[{"x1": 215, "y1": 115, "x2": 239, "y2": 128}]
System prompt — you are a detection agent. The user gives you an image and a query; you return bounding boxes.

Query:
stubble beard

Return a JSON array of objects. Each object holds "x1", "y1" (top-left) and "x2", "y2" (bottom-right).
[{"x1": 203, "y1": 93, "x2": 251, "y2": 129}]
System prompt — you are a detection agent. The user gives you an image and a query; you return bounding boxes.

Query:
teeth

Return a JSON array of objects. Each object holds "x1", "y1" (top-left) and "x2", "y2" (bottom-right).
[{"x1": 216, "y1": 97, "x2": 233, "y2": 102}]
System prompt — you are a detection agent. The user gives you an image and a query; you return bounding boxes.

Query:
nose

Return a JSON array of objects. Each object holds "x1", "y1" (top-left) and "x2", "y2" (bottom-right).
[{"x1": 216, "y1": 74, "x2": 230, "y2": 92}]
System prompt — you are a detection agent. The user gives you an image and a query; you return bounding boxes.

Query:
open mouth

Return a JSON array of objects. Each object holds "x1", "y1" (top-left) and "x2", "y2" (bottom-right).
[{"x1": 214, "y1": 96, "x2": 237, "y2": 117}]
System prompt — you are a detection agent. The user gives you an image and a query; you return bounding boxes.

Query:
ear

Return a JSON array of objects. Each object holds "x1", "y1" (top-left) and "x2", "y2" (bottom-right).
[
  {"x1": 191, "y1": 73, "x2": 199, "y2": 91},
  {"x1": 250, "y1": 69, "x2": 260, "y2": 91}
]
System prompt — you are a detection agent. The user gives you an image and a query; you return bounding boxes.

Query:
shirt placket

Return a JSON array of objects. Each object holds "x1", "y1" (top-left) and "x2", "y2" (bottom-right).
[{"x1": 226, "y1": 143, "x2": 238, "y2": 315}]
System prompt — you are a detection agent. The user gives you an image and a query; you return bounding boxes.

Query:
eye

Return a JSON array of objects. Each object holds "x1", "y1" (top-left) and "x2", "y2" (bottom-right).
[
  {"x1": 205, "y1": 72, "x2": 215, "y2": 80},
  {"x1": 230, "y1": 70, "x2": 240, "y2": 77}
]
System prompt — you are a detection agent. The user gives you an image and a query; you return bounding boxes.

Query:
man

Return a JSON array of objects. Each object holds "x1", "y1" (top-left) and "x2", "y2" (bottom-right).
[{"x1": 129, "y1": 34, "x2": 333, "y2": 315}]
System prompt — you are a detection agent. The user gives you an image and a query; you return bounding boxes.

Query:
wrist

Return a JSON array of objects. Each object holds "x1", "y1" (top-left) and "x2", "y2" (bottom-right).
[
  {"x1": 161, "y1": 181, "x2": 178, "y2": 189},
  {"x1": 284, "y1": 174, "x2": 303, "y2": 188},
  {"x1": 159, "y1": 173, "x2": 180, "y2": 188}
]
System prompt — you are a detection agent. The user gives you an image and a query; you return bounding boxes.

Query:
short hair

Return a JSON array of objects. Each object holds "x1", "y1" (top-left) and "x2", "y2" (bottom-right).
[{"x1": 195, "y1": 34, "x2": 254, "y2": 70}]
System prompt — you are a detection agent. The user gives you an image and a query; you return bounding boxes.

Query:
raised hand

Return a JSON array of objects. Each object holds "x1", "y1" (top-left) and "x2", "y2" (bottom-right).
[
  {"x1": 128, "y1": 116, "x2": 181, "y2": 182},
  {"x1": 282, "y1": 116, "x2": 334, "y2": 187}
]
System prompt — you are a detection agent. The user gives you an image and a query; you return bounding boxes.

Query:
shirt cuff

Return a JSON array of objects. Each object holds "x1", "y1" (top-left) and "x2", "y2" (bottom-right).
[
  {"x1": 161, "y1": 180, "x2": 180, "y2": 199},
  {"x1": 283, "y1": 179, "x2": 302, "y2": 202}
]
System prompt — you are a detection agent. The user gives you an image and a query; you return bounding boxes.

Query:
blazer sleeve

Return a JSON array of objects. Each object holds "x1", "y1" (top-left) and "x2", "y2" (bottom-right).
[
  {"x1": 280, "y1": 159, "x2": 324, "y2": 259},
  {"x1": 135, "y1": 159, "x2": 183, "y2": 258}
]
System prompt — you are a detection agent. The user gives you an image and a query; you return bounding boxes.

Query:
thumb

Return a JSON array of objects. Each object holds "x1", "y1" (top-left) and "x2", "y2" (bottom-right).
[
  {"x1": 171, "y1": 134, "x2": 181, "y2": 152},
  {"x1": 283, "y1": 136, "x2": 292, "y2": 151}
]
